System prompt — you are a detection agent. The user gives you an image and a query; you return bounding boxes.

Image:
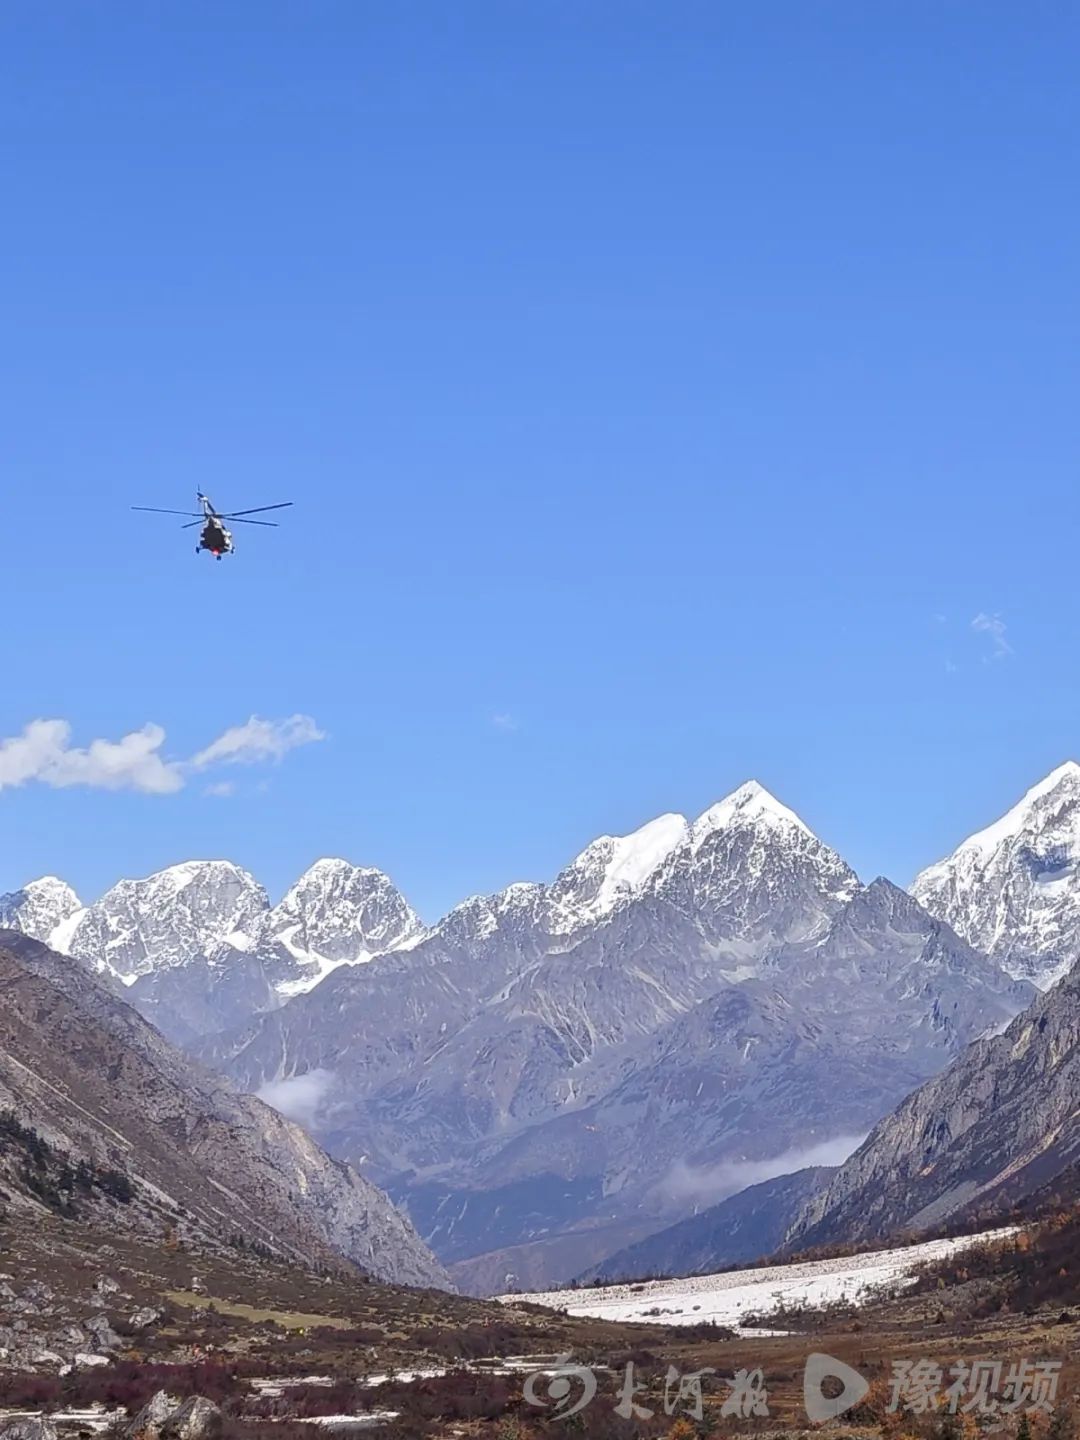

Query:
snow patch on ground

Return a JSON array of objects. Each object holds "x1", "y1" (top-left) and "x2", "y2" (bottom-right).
[{"x1": 505, "y1": 1228, "x2": 1016, "y2": 1330}]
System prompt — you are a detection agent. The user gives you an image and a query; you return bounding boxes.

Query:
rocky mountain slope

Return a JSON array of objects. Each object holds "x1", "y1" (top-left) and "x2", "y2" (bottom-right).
[
  {"x1": 912, "y1": 760, "x2": 1080, "y2": 989},
  {"x1": 789, "y1": 957, "x2": 1080, "y2": 1249},
  {"x1": 0, "y1": 931, "x2": 448, "y2": 1290},
  {"x1": 197, "y1": 788, "x2": 1031, "y2": 1288}
]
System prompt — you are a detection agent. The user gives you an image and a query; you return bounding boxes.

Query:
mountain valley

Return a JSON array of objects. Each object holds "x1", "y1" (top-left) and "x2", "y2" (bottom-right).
[{"x1": 10, "y1": 768, "x2": 1078, "y2": 1292}]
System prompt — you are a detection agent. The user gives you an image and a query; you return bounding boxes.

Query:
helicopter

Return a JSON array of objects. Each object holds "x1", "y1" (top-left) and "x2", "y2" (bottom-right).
[{"x1": 132, "y1": 493, "x2": 293, "y2": 559}]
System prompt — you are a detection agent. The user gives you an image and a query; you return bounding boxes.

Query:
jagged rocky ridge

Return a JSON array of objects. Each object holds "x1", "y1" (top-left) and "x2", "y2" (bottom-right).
[
  {"x1": 0, "y1": 859, "x2": 424, "y2": 1045},
  {"x1": 0, "y1": 931, "x2": 449, "y2": 1290}
]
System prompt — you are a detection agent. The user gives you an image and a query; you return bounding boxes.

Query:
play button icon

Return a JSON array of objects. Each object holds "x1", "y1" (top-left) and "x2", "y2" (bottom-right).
[{"x1": 804, "y1": 1352, "x2": 870, "y2": 1422}]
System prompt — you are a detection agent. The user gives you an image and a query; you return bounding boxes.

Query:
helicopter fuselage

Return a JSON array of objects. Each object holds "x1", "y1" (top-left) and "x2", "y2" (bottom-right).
[{"x1": 199, "y1": 517, "x2": 233, "y2": 558}]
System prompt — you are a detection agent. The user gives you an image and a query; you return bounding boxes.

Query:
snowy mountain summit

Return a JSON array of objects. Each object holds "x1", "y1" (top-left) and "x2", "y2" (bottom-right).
[
  {"x1": 0, "y1": 876, "x2": 83, "y2": 945},
  {"x1": 59, "y1": 860, "x2": 270, "y2": 981},
  {"x1": 546, "y1": 811, "x2": 689, "y2": 929},
  {"x1": 259, "y1": 858, "x2": 426, "y2": 995},
  {"x1": 912, "y1": 761, "x2": 1080, "y2": 989},
  {"x1": 0, "y1": 856, "x2": 424, "y2": 1042},
  {"x1": 546, "y1": 780, "x2": 854, "y2": 943},
  {"x1": 0, "y1": 779, "x2": 847, "y2": 1019}
]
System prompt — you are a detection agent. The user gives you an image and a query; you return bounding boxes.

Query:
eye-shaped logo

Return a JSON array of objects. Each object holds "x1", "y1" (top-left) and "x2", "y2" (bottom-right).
[
  {"x1": 804, "y1": 1352, "x2": 870, "y2": 1423},
  {"x1": 523, "y1": 1355, "x2": 598, "y2": 1419}
]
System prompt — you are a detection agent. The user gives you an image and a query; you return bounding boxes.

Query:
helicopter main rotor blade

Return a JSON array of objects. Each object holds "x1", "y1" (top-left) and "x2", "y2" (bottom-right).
[
  {"x1": 220, "y1": 503, "x2": 293, "y2": 518},
  {"x1": 229, "y1": 518, "x2": 279, "y2": 527},
  {"x1": 181, "y1": 521, "x2": 202, "y2": 529},
  {"x1": 132, "y1": 506, "x2": 204, "y2": 517}
]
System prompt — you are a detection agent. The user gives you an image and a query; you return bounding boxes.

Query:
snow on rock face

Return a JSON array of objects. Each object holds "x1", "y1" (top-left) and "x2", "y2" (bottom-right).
[
  {"x1": 690, "y1": 780, "x2": 814, "y2": 842},
  {"x1": 651, "y1": 782, "x2": 859, "y2": 949},
  {"x1": 0, "y1": 877, "x2": 83, "y2": 945},
  {"x1": 59, "y1": 861, "x2": 269, "y2": 981},
  {"x1": 544, "y1": 781, "x2": 850, "y2": 945},
  {"x1": 2, "y1": 858, "x2": 427, "y2": 1038},
  {"x1": 434, "y1": 883, "x2": 548, "y2": 953},
  {"x1": 912, "y1": 761, "x2": 1080, "y2": 989},
  {"x1": 259, "y1": 859, "x2": 425, "y2": 995},
  {"x1": 547, "y1": 814, "x2": 689, "y2": 930}
]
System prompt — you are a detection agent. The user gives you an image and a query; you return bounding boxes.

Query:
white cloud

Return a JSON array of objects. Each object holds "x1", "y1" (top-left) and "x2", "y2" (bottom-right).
[
  {"x1": 971, "y1": 612, "x2": 1013, "y2": 660},
  {"x1": 256, "y1": 1069, "x2": 336, "y2": 1130},
  {"x1": 491, "y1": 712, "x2": 518, "y2": 732},
  {"x1": 0, "y1": 714, "x2": 325, "y2": 797},
  {"x1": 203, "y1": 781, "x2": 237, "y2": 799},
  {"x1": 0, "y1": 720, "x2": 183, "y2": 794},
  {"x1": 655, "y1": 1132, "x2": 867, "y2": 1209},
  {"x1": 191, "y1": 714, "x2": 326, "y2": 769}
]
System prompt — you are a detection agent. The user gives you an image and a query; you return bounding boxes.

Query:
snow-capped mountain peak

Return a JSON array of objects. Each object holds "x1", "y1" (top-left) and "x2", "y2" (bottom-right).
[
  {"x1": 939, "y1": 761, "x2": 1080, "y2": 861},
  {"x1": 60, "y1": 860, "x2": 269, "y2": 982},
  {"x1": 547, "y1": 784, "x2": 818, "y2": 931},
  {"x1": 912, "y1": 761, "x2": 1080, "y2": 989},
  {"x1": 259, "y1": 857, "x2": 425, "y2": 995},
  {"x1": 547, "y1": 812, "x2": 690, "y2": 928},
  {"x1": 3, "y1": 856, "x2": 427, "y2": 1033},
  {"x1": 0, "y1": 876, "x2": 83, "y2": 944},
  {"x1": 592, "y1": 813, "x2": 690, "y2": 906},
  {"x1": 642, "y1": 778, "x2": 858, "y2": 951},
  {"x1": 691, "y1": 779, "x2": 812, "y2": 844}
]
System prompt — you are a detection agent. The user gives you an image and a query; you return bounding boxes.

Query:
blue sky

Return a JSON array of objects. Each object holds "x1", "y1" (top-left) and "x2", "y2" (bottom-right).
[{"x1": 2, "y1": 1, "x2": 1078, "y2": 919}]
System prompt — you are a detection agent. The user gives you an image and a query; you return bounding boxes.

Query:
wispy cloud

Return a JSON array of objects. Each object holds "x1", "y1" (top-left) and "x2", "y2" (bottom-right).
[
  {"x1": 491, "y1": 712, "x2": 518, "y2": 732},
  {"x1": 0, "y1": 714, "x2": 325, "y2": 796},
  {"x1": 191, "y1": 714, "x2": 325, "y2": 769},
  {"x1": 655, "y1": 1133, "x2": 867, "y2": 1209},
  {"x1": 971, "y1": 612, "x2": 1013, "y2": 660},
  {"x1": 203, "y1": 781, "x2": 237, "y2": 799}
]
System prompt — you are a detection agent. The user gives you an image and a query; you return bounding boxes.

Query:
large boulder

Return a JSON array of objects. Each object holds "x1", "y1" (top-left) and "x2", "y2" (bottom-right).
[
  {"x1": 126, "y1": 1391, "x2": 183, "y2": 1440},
  {"x1": 85, "y1": 1314, "x2": 121, "y2": 1351},
  {"x1": 162, "y1": 1397, "x2": 223, "y2": 1440}
]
